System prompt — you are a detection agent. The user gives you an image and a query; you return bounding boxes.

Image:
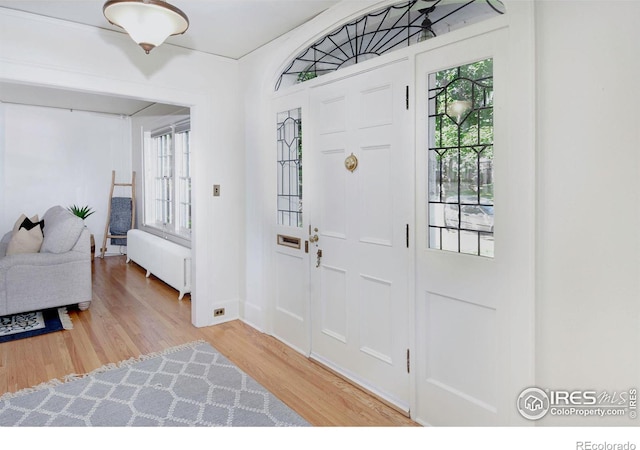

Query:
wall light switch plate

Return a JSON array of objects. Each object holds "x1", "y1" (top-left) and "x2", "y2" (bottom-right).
[{"x1": 213, "y1": 184, "x2": 220, "y2": 196}]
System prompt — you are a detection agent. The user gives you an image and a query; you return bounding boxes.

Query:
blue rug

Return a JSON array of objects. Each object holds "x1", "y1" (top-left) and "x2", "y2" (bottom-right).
[{"x1": 0, "y1": 308, "x2": 72, "y2": 343}]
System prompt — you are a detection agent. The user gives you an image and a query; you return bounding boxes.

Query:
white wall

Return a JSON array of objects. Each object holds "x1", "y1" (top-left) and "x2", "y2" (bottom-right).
[
  {"x1": 0, "y1": 103, "x2": 131, "y2": 255},
  {"x1": 535, "y1": 0, "x2": 640, "y2": 426},
  {"x1": 0, "y1": 8, "x2": 244, "y2": 328},
  {"x1": 0, "y1": 102, "x2": 5, "y2": 225}
]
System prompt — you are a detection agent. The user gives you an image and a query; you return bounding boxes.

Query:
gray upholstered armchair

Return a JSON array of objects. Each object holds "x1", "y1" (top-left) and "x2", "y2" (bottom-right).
[{"x1": 0, "y1": 205, "x2": 92, "y2": 316}]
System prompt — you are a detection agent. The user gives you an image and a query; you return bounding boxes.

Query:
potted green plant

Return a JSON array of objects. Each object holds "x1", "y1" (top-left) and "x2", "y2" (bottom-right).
[
  {"x1": 68, "y1": 205, "x2": 96, "y2": 260},
  {"x1": 68, "y1": 205, "x2": 95, "y2": 220}
]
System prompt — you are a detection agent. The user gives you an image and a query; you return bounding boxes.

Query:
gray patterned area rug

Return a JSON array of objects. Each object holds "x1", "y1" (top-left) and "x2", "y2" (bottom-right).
[{"x1": 0, "y1": 340, "x2": 309, "y2": 427}]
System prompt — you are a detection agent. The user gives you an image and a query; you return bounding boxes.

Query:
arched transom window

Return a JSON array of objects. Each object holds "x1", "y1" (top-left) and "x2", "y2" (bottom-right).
[{"x1": 275, "y1": 0, "x2": 505, "y2": 91}]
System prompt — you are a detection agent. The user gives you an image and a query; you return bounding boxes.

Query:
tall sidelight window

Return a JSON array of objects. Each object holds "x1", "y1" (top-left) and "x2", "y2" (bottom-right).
[
  {"x1": 144, "y1": 120, "x2": 191, "y2": 238},
  {"x1": 428, "y1": 58, "x2": 494, "y2": 257},
  {"x1": 276, "y1": 108, "x2": 303, "y2": 227}
]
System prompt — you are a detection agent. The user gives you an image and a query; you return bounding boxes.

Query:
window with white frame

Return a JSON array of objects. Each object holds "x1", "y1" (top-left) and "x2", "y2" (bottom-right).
[{"x1": 143, "y1": 120, "x2": 191, "y2": 238}]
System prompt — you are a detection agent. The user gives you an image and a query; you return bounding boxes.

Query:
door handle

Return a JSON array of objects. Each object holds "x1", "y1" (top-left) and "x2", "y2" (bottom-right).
[{"x1": 310, "y1": 234, "x2": 319, "y2": 243}]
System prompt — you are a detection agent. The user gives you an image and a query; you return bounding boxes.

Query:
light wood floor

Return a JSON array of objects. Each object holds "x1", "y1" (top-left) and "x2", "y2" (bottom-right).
[{"x1": 0, "y1": 255, "x2": 417, "y2": 427}]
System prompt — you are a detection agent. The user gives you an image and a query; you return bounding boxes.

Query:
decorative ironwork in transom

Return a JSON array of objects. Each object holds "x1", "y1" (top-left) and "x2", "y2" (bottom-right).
[{"x1": 275, "y1": 0, "x2": 505, "y2": 91}]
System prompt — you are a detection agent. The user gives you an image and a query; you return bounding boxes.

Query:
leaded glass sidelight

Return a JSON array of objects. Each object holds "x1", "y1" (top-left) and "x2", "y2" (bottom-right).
[
  {"x1": 277, "y1": 108, "x2": 303, "y2": 227},
  {"x1": 428, "y1": 58, "x2": 494, "y2": 257},
  {"x1": 276, "y1": 0, "x2": 505, "y2": 91}
]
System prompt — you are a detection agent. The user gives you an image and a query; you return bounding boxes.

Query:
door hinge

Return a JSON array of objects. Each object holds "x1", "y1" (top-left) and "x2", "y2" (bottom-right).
[
  {"x1": 406, "y1": 348, "x2": 410, "y2": 374},
  {"x1": 406, "y1": 223, "x2": 409, "y2": 248},
  {"x1": 405, "y1": 85, "x2": 409, "y2": 110}
]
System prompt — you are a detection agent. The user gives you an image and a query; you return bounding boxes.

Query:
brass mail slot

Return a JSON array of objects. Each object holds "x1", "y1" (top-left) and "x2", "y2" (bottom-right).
[{"x1": 277, "y1": 234, "x2": 301, "y2": 249}]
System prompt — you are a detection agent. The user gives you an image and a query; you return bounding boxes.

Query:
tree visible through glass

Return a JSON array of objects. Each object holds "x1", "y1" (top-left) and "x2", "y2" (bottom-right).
[{"x1": 428, "y1": 58, "x2": 494, "y2": 257}]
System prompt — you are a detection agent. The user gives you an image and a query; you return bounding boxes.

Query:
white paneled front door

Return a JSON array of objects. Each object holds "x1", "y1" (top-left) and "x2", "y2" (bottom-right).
[{"x1": 307, "y1": 60, "x2": 412, "y2": 411}]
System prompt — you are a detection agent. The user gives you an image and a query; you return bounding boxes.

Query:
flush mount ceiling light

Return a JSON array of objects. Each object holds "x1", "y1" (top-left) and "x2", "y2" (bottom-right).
[{"x1": 103, "y1": 0, "x2": 189, "y2": 54}]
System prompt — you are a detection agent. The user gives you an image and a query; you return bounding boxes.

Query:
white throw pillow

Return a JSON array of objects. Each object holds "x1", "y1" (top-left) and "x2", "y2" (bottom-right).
[
  {"x1": 6, "y1": 217, "x2": 44, "y2": 255},
  {"x1": 40, "y1": 208, "x2": 85, "y2": 254},
  {"x1": 12, "y1": 214, "x2": 38, "y2": 233}
]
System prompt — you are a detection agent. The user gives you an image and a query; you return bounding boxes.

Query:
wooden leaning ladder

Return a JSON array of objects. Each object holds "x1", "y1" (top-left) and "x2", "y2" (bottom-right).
[{"x1": 100, "y1": 170, "x2": 136, "y2": 258}]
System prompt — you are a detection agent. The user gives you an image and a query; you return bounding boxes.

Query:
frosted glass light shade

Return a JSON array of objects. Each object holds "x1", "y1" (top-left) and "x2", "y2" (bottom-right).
[
  {"x1": 418, "y1": 27, "x2": 436, "y2": 42},
  {"x1": 103, "y1": 0, "x2": 189, "y2": 54}
]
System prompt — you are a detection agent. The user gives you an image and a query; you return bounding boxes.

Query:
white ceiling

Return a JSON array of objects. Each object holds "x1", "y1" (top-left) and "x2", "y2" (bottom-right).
[
  {"x1": 0, "y1": 0, "x2": 341, "y2": 59},
  {"x1": 0, "y1": 82, "x2": 158, "y2": 116},
  {"x1": 0, "y1": 0, "x2": 341, "y2": 115}
]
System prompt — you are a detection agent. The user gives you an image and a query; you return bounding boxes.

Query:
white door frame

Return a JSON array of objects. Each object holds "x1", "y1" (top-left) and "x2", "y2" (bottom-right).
[{"x1": 265, "y1": 1, "x2": 535, "y2": 424}]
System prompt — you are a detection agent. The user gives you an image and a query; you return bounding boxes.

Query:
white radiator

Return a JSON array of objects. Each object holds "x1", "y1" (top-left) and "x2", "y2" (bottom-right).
[{"x1": 126, "y1": 229, "x2": 192, "y2": 300}]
